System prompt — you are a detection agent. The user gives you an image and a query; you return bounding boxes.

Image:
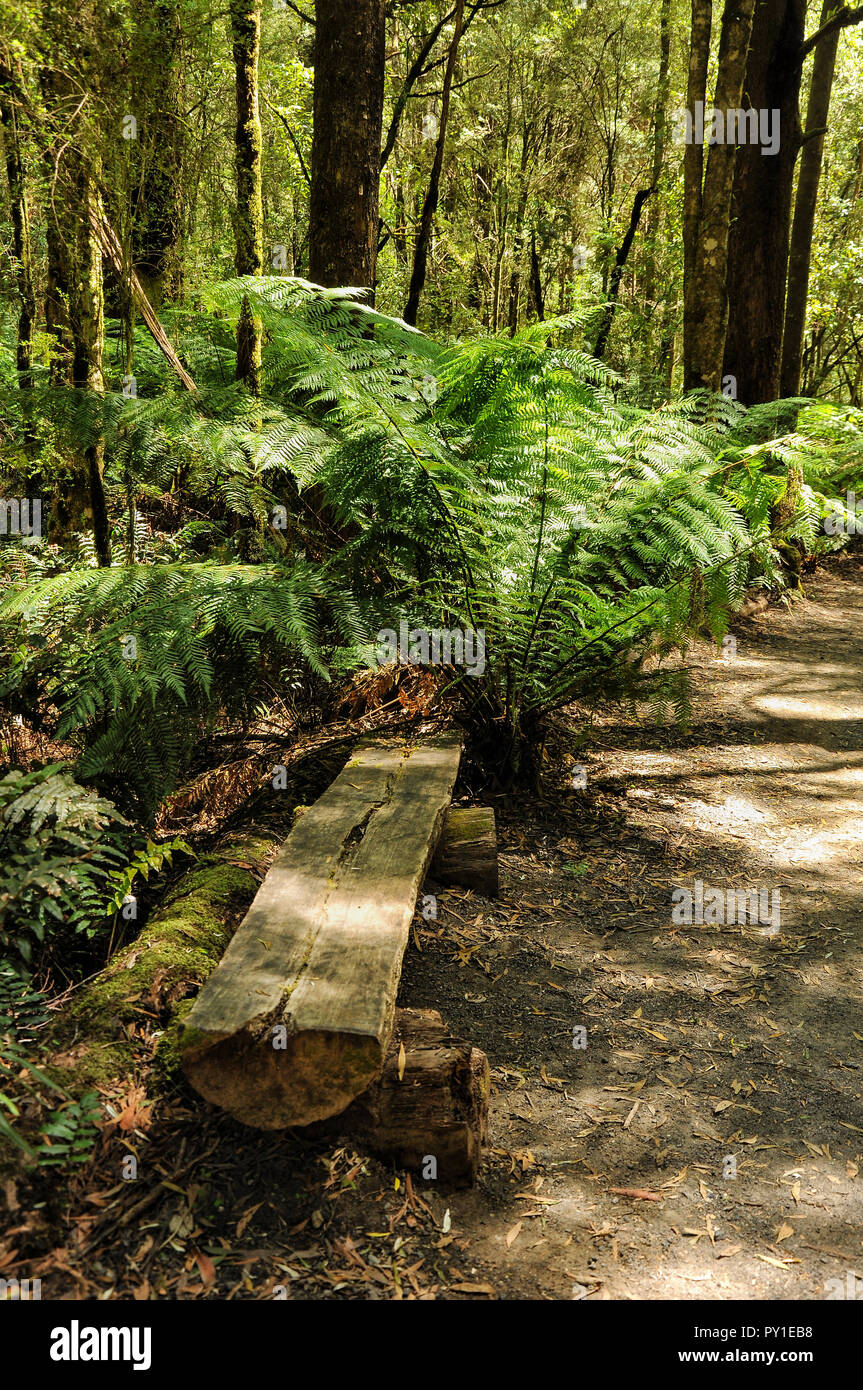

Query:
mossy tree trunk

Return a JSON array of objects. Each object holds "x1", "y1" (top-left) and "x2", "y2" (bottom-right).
[
  {"x1": 0, "y1": 55, "x2": 36, "y2": 392},
  {"x1": 230, "y1": 0, "x2": 264, "y2": 395},
  {"x1": 68, "y1": 152, "x2": 112, "y2": 567},
  {"x1": 38, "y1": 40, "x2": 111, "y2": 563},
  {"x1": 685, "y1": 0, "x2": 758, "y2": 394},
  {"x1": 309, "y1": 0, "x2": 386, "y2": 297},
  {"x1": 131, "y1": 0, "x2": 185, "y2": 311}
]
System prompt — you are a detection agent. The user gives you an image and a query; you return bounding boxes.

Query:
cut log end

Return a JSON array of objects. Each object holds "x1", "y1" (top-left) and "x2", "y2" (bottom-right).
[
  {"x1": 431, "y1": 805, "x2": 499, "y2": 898},
  {"x1": 182, "y1": 1026, "x2": 384, "y2": 1130},
  {"x1": 337, "y1": 1008, "x2": 490, "y2": 1186}
]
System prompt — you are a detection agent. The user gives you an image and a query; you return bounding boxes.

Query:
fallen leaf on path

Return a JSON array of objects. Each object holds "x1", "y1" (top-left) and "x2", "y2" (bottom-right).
[
  {"x1": 609, "y1": 1187, "x2": 662, "y2": 1201},
  {"x1": 194, "y1": 1251, "x2": 216, "y2": 1287}
]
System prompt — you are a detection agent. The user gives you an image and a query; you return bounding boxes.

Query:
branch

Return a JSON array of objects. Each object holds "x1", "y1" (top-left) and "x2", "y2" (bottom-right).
[
  {"x1": 263, "y1": 97, "x2": 311, "y2": 184},
  {"x1": 800, "y1": 124, "x2": 829, "y2": 144},
  {"x1": 281, "y1": 0, "x2": 314, "y2": 24},
  {"x1": 91, "y1": 204, "x2": 198, "y2": 394},
  {"x1": 381, "y1": 0, "x2": 507, "y2": 168},
  {"x1": 382, "y1": 6, "x2": 457, "y2": 169},
  {"x1": 801, "y1": 3, "x2": 863, "y2": 59},
  {"x1": 407, "y1": 64, "x2": 496, "y2": 97}
]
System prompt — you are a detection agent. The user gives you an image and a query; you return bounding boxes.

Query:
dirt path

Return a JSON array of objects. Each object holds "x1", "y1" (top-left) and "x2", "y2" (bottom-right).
[
  {"x1": 400, "y1": 552, "x2": 863, "y2": 1299},
  {"x1": 22, "y1": 555, "x2": 863, "y2": 1301}
]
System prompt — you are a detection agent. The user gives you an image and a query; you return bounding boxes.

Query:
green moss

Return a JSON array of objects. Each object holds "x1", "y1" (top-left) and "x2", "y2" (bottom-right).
[
  {"x1": 152, "y1": 998, "x2": 196, "y2": 1093},
  {"x1": 47, "y1": 831, "x2": 280, "y2": 1098}
]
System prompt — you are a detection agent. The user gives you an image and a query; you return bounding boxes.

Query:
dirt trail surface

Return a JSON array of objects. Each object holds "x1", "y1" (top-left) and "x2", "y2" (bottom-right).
[{"x1": 14, "y1": 555, "x2": 863, "y2": 1300}]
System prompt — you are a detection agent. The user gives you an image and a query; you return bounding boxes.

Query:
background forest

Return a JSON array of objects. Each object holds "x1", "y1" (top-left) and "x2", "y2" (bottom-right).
[{"x1": 2, "y1": 0, "x2": 863, "y2": 1169}]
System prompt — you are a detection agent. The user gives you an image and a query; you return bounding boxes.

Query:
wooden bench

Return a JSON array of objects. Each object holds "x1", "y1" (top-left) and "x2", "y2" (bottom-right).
[{"x1": 181, "y1": 732, "x2": 492, "y2": 1179}]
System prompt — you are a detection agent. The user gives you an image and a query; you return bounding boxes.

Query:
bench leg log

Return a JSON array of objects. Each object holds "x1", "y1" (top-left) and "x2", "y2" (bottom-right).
[
  {"x1": 431, "y1": 806, "x2": 498, "y2": 898},
  {"x1": 335, "y1": 1008, "x2": 489, "y2": 1186}
]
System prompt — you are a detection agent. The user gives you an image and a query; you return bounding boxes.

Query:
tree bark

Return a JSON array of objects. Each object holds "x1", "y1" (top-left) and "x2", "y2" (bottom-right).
[
  {"x1": 0, "y1": 57, "x2": 36, "y2": 391},
  {"x1": 309, "y1": 0, "x2": 386, "y2": 296},
  {"x1": 722, "y1": 0, "x2": 806, "y2": 403},
  {"x1": 131, "y1": 0, "x2": 184, "y2": 311},
  {"x1": 682, "y1": 1, "x2": 713, "y2": 388},
  {"x1": 230, "y1": 0, "x2": 264, "y2": 393},
  {"x1": 69, "y1": 153, "x2": 112, "y2": 567},
  {"x1": 780, "y1": 0, "x2": 842, "y2": 397},
  {"x1": 404, "y1": 0, "x2": 465, "y2": 326},
  {"x1": 685, "y1": 0, "x2": 758, "y2": 393}
]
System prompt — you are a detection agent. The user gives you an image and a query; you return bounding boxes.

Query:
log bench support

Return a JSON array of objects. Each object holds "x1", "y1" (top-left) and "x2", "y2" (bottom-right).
[
  {"x1": 431, "y1": 805, "x2": 498, "y2": 898},
  {"x1": 334, "y1": 1007, "x2": 489, "y2": 1186}
]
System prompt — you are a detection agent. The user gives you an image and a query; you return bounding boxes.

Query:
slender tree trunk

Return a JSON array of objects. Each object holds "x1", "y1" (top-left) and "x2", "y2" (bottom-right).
[
  {"x1": 309, "y1": 0, "x2": 386, "y2": 295},
  {"x1": 780, "y1": 0, "x2": 841, "y2": 397},
  {"x1": 404, "y1": 0, "x2": 465, "y2": 326},
  {"x1": 230, "y1": 0, "x2": 264, "y2": 393},
  {"x1": 685, "y1": 0, "x2": 758, "y2": 393},
  {"x1": 507, "y1": 121, "x2": 532, "y2": 335},
  {"x1": 528, "y1": 231, "x2": 544, "y2": 322},
  {"x1": 643, "y1": 0, "x2": 672, "y2": 304},
  {"x1": 593, "y1": 185, "x2": 655, "y2": 359},
  {"x1": 69, "y1": 152, "x2": 111, "y2": 567},
  {"x1": 0, "y1": 57, "x2": 36, "y2": 391},
  {"x1": 682, "y1": 0, "x2": 713, "y2": 388},
  {"x1": 722, "y1": 0, "x2": 806, "y2": 403}
]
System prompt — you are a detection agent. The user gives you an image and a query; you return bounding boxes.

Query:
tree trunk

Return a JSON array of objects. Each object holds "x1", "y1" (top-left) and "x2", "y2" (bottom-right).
[
  {"x1": 68, "y1": 153, "x2": 112, "y2": 567},
  {"x1": 404, "y1": 0, "x2": 465, "y2": 326},
  {"x1": 780, "y1": 0, "x2": 841, "y2": 397},
  {"x1": 642, "y1": 0, "x2": 672, "y2": 306},
  {"x1": 38, "y1": 69, "x2": 74, "y2": 388},
  {"x1": 722, "y1": 0, "x2": 806, "y2": 404},
  {"x1": 528, "y1": 231, "x2": 545, "y2": 322},
  {"x1": 682, "y1": 0, "x2": 713, "y2": 389},
  {"x1": 309, "y1": 0, "x2": 386, "y2": 296},
  {"x1": 0, "y1": 57, "x2": 36, "y2": 391},
  {"x1": 131, "y1": 0, "x2": 184, "y2": 311},
  {"x1": 593, "y1": 186, "x2": 655, "y2": 360},
  {"x1": 230, "y1": 0, "x2": 264, "y2": 393},
  {"x1": 685, "y1": 0, "x2": 758, "y2": 393}
]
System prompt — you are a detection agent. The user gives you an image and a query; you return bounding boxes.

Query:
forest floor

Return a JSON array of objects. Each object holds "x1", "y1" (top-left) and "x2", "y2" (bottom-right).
[{"x1": 9, "y1": 553, "x2": 863, "y2": 1300}]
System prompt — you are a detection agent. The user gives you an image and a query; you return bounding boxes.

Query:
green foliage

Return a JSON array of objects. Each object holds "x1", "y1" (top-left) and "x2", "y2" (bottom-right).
[
  {"x1": 5, "y1": 285, "x2": 863, "y2": 795},
  {"x1": 0, "y1": 765, "x2": 131, "y2": 971},
  {"x1": 0, "y1": 965, "x2": 101, "y2": 1166},
  {"x1": 0, "y1": 764, "x2": 193, "y2": 972},
  {"x1": 0, "y1": 560, "x2": 365, "y2": 817}
]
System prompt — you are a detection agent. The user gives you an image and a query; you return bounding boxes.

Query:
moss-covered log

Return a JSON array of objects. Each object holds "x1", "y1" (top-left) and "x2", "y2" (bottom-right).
[{"x1": 47, "y1": 828, "x2": 281, "y2": 1097}]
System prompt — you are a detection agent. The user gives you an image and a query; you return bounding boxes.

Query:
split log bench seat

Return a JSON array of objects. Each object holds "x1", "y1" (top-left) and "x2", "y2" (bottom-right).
[{"x1": 181, "y1": 731, "x2": 493, "y2": 1180}]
